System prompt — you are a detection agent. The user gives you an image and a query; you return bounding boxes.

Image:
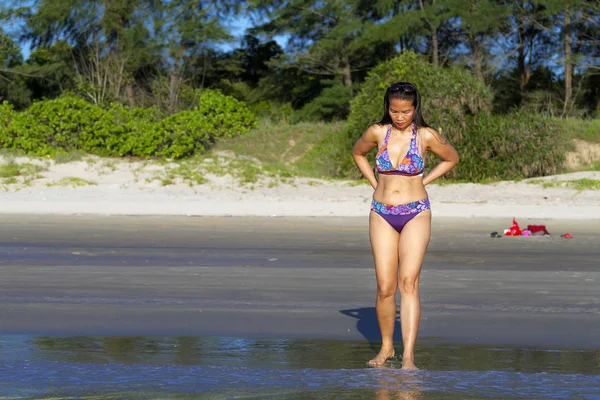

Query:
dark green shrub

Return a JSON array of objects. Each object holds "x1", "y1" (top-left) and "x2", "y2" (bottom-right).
[
  {"x1": 347, "y1": 52, "x2": 492, "y2": 138},
  {"x1": 293, "y1": 83, "x2": 353, "y2": 122},
  {"x1": 308, "y1": 51, "x2": 567, "y2": 181},
  {"x1": 455, "y1": 112, "x2": 567, "y2": 181},
  {"x1": 249, "y1": 101, "x2": 293, "y2": 123},
  {"x1": 0, "y1": 102, "x2": 16, "y2": 147},
  {"x1": 309, "y1": 51, "x2": 493, "y2": 179}
]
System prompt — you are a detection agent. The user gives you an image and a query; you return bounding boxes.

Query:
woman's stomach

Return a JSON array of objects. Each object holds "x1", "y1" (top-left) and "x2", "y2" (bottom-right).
[{"x1": 373, "y1": 174, "x2": 428, "y2": 205}]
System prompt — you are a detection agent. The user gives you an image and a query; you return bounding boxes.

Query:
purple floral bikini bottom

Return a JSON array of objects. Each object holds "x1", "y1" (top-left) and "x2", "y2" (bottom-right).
[{"x1": 371, "y1": 198, "x2": 431, "y2": 233}]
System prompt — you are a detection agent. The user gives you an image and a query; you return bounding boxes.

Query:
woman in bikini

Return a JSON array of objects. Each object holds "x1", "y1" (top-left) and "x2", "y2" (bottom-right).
[{"x1": 352, "y1": 82, "x2": 459, "y2": 369}]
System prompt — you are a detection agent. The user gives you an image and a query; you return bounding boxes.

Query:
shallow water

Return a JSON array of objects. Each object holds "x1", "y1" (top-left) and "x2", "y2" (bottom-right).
[{"x1": 1, "y1": 335, "x2": 599, "y2": 399}]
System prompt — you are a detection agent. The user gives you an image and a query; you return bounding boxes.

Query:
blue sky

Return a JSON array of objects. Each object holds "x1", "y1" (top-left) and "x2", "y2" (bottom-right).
[{"x1": 3, "y1": 7, "x2": 287, "y2": 61}]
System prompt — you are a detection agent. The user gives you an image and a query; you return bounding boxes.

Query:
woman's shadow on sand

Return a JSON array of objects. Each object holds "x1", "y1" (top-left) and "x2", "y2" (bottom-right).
[{"x1": 339, "y1": 307, "x2": 402, "y2": 348}]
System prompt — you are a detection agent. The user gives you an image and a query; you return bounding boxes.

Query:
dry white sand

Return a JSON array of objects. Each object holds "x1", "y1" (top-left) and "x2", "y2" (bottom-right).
[{"x1": 1, "y1": 153, "x2": 599, "y2": 220}]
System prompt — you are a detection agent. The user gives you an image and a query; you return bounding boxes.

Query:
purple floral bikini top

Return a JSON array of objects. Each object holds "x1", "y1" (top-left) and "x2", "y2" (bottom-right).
[{"x1": 375, "y1": 124, "x2": 424, "y2": 176}]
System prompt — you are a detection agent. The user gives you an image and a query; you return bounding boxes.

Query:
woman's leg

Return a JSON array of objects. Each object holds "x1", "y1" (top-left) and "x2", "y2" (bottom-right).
[
  {"x1": 368, "y1": 210, "x2": 400, "y2": 366},
  {"x1": 397, "y1": 209, "x2": 431, "y2": 370}
]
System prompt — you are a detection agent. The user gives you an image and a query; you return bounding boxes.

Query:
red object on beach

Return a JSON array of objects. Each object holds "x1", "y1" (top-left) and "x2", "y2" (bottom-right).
[
  {"x1": 505, "y1": 217, "x2": 522, "y2": 236},
  {"x1": 561, "y1": 232, "x2": 573, "y2": 239},
  {"x1": 527, "y1": 224, "x2": 550, "y2": 235}
]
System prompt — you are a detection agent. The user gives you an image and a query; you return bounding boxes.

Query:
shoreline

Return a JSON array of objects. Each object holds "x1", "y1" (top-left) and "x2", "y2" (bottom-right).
[
  {"x1": 2, "y1": 196, "x2": 600, "y2": 220},
  {"x1": 1, "y1": 154, "x2": 600, "y2": 220}
]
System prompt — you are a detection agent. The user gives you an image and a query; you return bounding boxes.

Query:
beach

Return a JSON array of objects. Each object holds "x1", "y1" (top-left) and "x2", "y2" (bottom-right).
[
  {"x1": 1, "y1": 214, "x2": 599, "y2": 346},
  {"x1": 1, "y1": 188, "x2": 599, "y2": 398},
  {"x1": 1, "y1": 153, "x2": 600, "y2": 219}
]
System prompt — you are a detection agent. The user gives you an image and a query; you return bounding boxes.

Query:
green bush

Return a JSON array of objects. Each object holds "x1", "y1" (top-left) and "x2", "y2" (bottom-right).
[
  {"x1": 193, "y1": 89, "x2": 257, "y2": 138},
  {"x1": 585, "y1": 120, "x2": 600, "y2": 142},
  {"x1": 306, "y1": 52, "x2": 567, "y2": 181},
  {"x1": 0, "y1": 90, "x2": 257, "y2": 159},
  {"x1": 249, "y1": 101, "x2": 293, "y2": 123},
  {"x1": 0, "y1": 102, "x2": 17, "y2": 147},
  {"x1": 104, "y1": 103, "x2": 163, "y2": 156},
  {"x1": 309, "y1": 52, "x2": 493, "y2": 179},
  {"x1": 134, "y1": 110, "x2": 214, "y2": 158},
  {"x1": 456, "y1": 112, "x2": 567, "y2": 181},
  {"x1": 347, "y1": 52, "x2": 492, "y2": 139},
  {"x1": 293, "y1": 83, "x2": 353, "y2": 122},
  {"x1": 0, "y1": 95, "x2": 109, "y2": 156}
]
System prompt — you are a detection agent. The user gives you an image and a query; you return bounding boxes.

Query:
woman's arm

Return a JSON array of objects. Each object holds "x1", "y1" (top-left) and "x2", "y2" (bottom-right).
[
  {"x1": 351, "y1": 125, "x2": 380, "y2": 189},
  {"x1": 422, "y1": 128, "x2": 459, "y2": 186}
]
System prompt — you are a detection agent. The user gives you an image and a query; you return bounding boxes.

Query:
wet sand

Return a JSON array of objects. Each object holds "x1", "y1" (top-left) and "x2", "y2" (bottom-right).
[{"x1": 0, "y1": 215, "x2": 598, "y2": 348}]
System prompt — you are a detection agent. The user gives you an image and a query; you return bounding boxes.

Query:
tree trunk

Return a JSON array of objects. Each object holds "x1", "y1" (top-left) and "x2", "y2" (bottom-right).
[
  {"x1": 431, "y1": 0, "x2": 438, "y2": 67},
  {"x1": 419, "y1": 0, "x2": 438, "y2": 67},
  {"x1": 471, "y1": 35, "x2": 485, "y2": 83},
  {"x1": 563, "y1": 8, "x2": 572, "y2": 116},
  {"x1": 432, "y1": 26, "x2": 439, "y2": 68},
  {"x1": 517, "y1": 17, "x2": 529, "y2": 107},
  {"x1": 342, "y1": 54, "x2": 352, "y2": 87},
  {"x1": 169, "y1": 47, "x2": 184, "y2": 114},
  {"x1": 394, "y1": 0, "x2": 402, "y2": 52},
  {"x1": 125, "y1": 82, "x2": 135, "y2": 107}
]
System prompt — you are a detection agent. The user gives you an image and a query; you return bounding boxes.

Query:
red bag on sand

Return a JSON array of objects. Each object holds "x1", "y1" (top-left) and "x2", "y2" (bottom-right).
[
  {"x1": 528, "y1": 225, "x2": 550, "y2": 235},
  {"x1": 505, "y1": 217, "x2": 522, "y2": 236}
]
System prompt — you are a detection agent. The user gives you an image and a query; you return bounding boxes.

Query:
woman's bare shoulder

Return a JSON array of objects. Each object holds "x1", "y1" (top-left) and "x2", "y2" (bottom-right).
[
  {"x1": 418, "y1": 126, "x2": 448, "y2": 147},
  {"x1": 364, "y1": 123, "x2": 388, "y2": 139}
]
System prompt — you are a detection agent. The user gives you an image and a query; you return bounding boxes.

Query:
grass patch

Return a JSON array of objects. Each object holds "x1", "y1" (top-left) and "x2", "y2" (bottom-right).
[
  {"x1": 0, "y1": 161, "x2": 46, "y2": 185},
  {"x1": 162, "y1": 163, "x2": 207, "y2": 187},
  {"x1": 557, "y1": 118, "x2": 600, "y2": 143},
  {"x1": 53, "y1": 150, "x2": 87, "y2": 164},
  {"x1": 432, "y1": 177, "x2": 499, "y2": 185},
  {"x1": 566, "y1": 178, "x2": 600, "y2": 191},
  {"x1": 213, "y1": 119, "x2": 347, "y2": 178},
  {"x1": 528, "y1": 178, "x2": 600, "y2": 190},
  {"x1": 47, "y1": 177, "x2": 97, "y2": 187}
]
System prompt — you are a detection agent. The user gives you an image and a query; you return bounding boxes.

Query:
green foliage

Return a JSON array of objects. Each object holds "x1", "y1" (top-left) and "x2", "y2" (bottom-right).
[
  {"x1": 214, "y1": 118, "x2": 347, "y2": 178},
  {"x1": 556, "y1": 118, "x2": 600, "y2": 143},
  {"x1": 455, "y1": 112, "x2": 567, "y2": 181},
  {"x1": 23, "y1": 95, "x2": 113, "y2": 155},
  {"x1": 528, "y1": 178, "x2": 600, "y2": 191},
  {"x1": 347, "y1": 52, "x2": 492, "y2": 136},
  {"x1": 316, "y1": 52, "x2": 493, "y2": 178},
  {"x1": 134, "y1": 110, "x2": 214, "y2": 158},
  {"x1": 293, "y1": 83, "x2": 353, "y2": 122},
  {"x1": 302, "y1": 52, "x2": 570, "y2": 181},
  {"x1": 248, "y1": 101, "x2": 293, "y2": 123},
  {"x1": 0, "y1": 32, "x2": 32, "y2": 108},
  {"x1": 193, "y1": 89, "x2": 258, "y2": 138},
  {"x1": 0, "y1": 91, "x2": 257, "y2": 159}
]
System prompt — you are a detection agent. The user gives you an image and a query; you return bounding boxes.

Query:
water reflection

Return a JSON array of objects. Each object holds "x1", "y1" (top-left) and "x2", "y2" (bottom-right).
[
  {"x1": 18, "y1": 335, "x2": 600, "y2": 375},
  {"x1": 1, "y1": 335, "x2": 600, "y2": 399},
  {"x1": 375, "y1": 369, "x2": 423, "y2": 400}
]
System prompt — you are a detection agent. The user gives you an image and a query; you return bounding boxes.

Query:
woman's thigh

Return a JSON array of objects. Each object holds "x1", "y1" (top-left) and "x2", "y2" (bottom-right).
[
  {"x1": 369, "y1": 211, "x2": 401, "y2": 287},
  {"x1": 398, "y1": 210, "x2": 432, "y2": 281}
]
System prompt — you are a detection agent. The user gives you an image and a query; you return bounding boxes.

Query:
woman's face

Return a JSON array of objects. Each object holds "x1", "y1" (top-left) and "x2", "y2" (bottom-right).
[{"x1": 388, "y1": 98, "x2": 415, "y2": 130}]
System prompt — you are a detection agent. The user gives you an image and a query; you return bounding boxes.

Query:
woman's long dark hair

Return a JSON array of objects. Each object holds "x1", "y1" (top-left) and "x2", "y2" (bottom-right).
[{"x1": 377, "y1": 82, "x2": 429, "y2": 128}]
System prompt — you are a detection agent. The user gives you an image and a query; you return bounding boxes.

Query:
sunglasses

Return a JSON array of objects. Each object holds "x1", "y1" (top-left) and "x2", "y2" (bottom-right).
[{"x1": 389, "y1": 82, "x2": 416, "y2": 93}]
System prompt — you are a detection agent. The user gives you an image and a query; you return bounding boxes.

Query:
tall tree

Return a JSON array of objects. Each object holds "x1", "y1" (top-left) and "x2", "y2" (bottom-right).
[
  {"x1": 250, "y1": 0, "x2": 381, "y2": 88},
  {"x1": 450, "y1": 0, "x2": 511, "y2": 83},
  {"x1": 0, "y1": 31, "x2": 31, "y2": 107},
  {"x1": 498, "y1": 0, "x2": 556, "y2": 107},
  {"x1": 152, "y1": 0, "x2": 235, "y2": 112}
]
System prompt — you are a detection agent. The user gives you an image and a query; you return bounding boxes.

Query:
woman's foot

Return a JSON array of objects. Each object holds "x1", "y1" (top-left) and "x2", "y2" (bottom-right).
[
  {"x1": 368, "y1": 347, "x2": 395, "y2": 366},
  {"x1": 401, "y1": 358, "x2": 419, "y2": 370}
]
